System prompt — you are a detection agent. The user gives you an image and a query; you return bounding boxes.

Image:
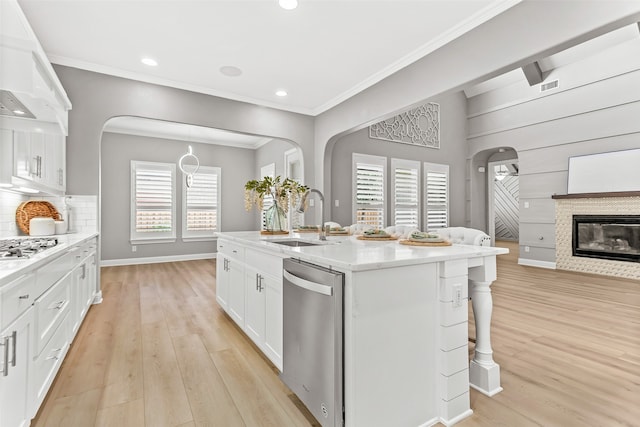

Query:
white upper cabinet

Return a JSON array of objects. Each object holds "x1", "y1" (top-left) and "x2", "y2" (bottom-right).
[{"x1": 0, "y1": 0, "x2": 72, "y2": 135}]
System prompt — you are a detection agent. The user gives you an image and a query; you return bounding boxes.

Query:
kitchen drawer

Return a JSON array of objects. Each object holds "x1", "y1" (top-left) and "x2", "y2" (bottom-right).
[
  {"x1": 32, "y1": 309, "x2": 70, "y2": 411},
  {"x1": 218, "y1": 240, "x2": 244, "y2": 260},
  {"x1": 1, "y1": 272, "x2": 36, "y2": 330},
  {"x1": 245, "y1": 248, "x2": 283, "y2": 278},
  {"x1": 34, "y1": 246, "x2": 79, "y2": 298},
  {"x1": 34, "y1": 272, "x2": 71, "y2": 356}
]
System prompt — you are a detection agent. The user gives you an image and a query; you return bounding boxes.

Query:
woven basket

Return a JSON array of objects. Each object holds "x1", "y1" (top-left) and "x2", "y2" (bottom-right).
[{"x1": 16, "y1": 201, "x2": 61, "y2": 234}]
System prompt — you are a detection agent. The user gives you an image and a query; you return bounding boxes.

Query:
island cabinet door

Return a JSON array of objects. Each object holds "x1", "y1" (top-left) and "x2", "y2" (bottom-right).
[
  {"x1": 215, "y1": 255, "x2": 230, "y2": 310},
  {"x1": 226, "y1": 257, "x2": 246, "y2": 327},
  {"x1": 244, "y1": 267, "x2": 266, "y2": 345},
  {"x1": 262, "y1": 272, "x2": 282, "y2": 371}
]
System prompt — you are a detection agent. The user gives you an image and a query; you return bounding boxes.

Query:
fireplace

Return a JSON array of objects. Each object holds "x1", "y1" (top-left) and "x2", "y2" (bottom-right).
[{"x1": 572, "y1": 215, "x2": 640, "y2": 263}]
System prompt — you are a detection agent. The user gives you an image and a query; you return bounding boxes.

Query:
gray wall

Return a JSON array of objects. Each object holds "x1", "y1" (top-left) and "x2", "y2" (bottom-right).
[
  {"x1": 467, "y1": 38, "x2": 640, "y2": 264},
  {"x1": 101, "y1": 132, "x2": 258, "y2": 261},
  {"x1": 330, "y1": 91, "x2": 467, "y2": 228},
  {"x1": 54, "y1": 65, "x2": 315, "y2": 198},
  {"x1": 254, "y1": 138, "x2": 296, "y2": 180},
  {"x1": 315, "y1": 2, "x2": 640, "y2": 208}
]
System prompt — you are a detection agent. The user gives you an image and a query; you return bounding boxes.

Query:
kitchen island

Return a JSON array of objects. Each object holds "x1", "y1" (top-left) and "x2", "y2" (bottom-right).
[{"x1": 215, "y1": 231, "x2": 508, "y2": 427}]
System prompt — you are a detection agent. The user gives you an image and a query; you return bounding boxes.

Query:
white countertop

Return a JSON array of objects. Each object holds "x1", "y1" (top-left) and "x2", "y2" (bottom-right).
[
  {"x1": 216, "y1": 231, "x2": 508, "y2": 272},
  {"x1": 0, "y1": 232, "x2": 99, "y2": 286}
]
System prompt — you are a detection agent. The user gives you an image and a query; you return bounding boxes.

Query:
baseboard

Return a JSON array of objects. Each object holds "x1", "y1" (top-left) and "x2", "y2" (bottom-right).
[
  {"x1": 518, "y1": 258, "x2": 556, "y2": 269},
  {"x1": 101, "y1": 252, "x2": 216, "y2": 267}
]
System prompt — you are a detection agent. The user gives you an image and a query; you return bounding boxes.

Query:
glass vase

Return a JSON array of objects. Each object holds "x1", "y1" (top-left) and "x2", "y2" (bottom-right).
[{"x1": 264, "y1": 201, "x2": 287, "y2": 232}]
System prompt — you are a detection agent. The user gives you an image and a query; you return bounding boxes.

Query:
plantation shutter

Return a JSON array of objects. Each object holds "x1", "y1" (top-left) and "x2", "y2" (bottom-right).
[
  {"x1": 183, "y1": 166, "x2": 220, "y2": 239},
  {"x1": 392, "y1": 159, "x2": 420, "y2": 228},
  {"x1": 131, "y1": 161, "x2": 176, "y2": 243},
  {"x1": 424, "y1": 162, "x2": 449, "y2": 230},
  {"x1": 353, "y1": 154, "x2": 386, "y2": 228}
]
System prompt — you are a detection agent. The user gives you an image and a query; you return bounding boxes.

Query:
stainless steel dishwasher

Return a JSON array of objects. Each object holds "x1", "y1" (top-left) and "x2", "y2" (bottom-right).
[{"x1": 281, "y1": 258, "x2": 344, "y2": 427}]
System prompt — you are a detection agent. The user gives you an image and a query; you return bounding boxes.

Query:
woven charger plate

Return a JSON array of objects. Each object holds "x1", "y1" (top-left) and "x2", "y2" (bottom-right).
[
  {"x1": 16, "y1": 200, "x2": 61, "y2": 234},
  {"x1": 399, "y1": 239, "x2": 452, "y2": 247},
  {"x1": 294, "y1": 228, "x2": 320, "y2": 233},
  {"x1": 356, "y1": 235, "x2": 398, "y2": 241}
]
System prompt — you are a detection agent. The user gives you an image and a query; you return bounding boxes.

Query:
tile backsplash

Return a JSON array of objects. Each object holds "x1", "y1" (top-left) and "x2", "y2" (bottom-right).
[
  {"x1": 0, "y1": 191, "x2": 29, "y2": 236},
  {"x1": 0, "y1": 191, "x2": 98, "y2": 237}
]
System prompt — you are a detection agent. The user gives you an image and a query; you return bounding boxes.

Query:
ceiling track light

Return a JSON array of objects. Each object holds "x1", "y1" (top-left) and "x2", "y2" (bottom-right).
[{"x1": 279, "y1": 0, "x2": 298, "y2": 10}]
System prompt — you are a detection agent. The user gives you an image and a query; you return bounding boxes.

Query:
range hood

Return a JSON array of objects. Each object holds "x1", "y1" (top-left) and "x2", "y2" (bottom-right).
[
  {"x1": 0, "y1": 0, "x2": 71, "y2": 135},
  {"x1": 0, "y1": 90, "x2": 36, "y2": 119}
]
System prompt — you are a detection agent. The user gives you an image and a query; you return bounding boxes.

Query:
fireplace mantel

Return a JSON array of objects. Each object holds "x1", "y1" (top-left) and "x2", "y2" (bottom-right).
[{"x1": 552, "y1": 191, "x2": 640, "y2": 200}]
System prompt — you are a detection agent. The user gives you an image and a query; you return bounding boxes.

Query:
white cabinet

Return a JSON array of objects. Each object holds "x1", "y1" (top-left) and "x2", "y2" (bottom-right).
[
  {"x1": 8, "y1": 130, "x2": 66, "y2": 195},
  {"x1": 217, "y1": 240, "x2": 245, "y2": 326},
  {"x1": 226, "y1": 256, "x2": 245, "y2": 327},
  {"x1": 0, "y1": 304, "x2": 33, "y2": 427},
  {"x1": 0, "y1": 235, "x2": 98, "y2": 427},
  {"x1": 215, "y1": 254, "x2": 229, "y2": 310},
  {"x1": 263, "y1": 272, "x2": 283, "y2": 369},
  {"x1": 216, "y1": 239, "x2": 284, "y2": 370},
  {"x1": 244, "y1": 266, "x2": 266, "y2": 345},
  {"x1": 70, "y1": 245, "x2": 96, "y2": 335}
]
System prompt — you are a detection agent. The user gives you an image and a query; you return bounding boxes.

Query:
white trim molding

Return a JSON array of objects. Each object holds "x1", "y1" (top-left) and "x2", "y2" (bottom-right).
[
  {"x1": 101, "y1": 252, "x2": 216, "y2": 267},
  {"x1": 518, "y1": 258, "x2": 556, "y2": 269}
]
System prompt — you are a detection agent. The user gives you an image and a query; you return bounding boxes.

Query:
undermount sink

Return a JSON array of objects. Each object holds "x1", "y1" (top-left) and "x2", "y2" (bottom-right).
[{"x1": 269, "y1": 239, "x2": 323, "y2": 247}]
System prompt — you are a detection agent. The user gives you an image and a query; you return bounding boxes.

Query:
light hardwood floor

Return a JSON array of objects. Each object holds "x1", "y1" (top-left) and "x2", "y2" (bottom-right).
[{"x1": 32, "y1": 242, "x2": 640, "y2": 427}]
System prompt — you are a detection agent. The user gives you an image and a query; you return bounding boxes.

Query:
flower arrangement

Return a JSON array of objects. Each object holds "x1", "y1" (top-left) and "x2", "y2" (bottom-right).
[{"x1": 244, "y1": 176, "x2": 308, "y2": 231}]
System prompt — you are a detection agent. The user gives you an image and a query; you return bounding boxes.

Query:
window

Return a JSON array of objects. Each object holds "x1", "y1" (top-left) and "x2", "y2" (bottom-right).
[
  {"x1": 424, "y1": 162, "x2": 449, "y2": 230},
  {"x1": 182, "y1": 166, "x2": 220, "y2": 241},
  {"x1": 391, "y1": 158, "x2": 420, "y2": 228},
  {"x1": 131, "y1": 161, "x2": 176, "y2": 244},
  {"x1": 353, "y1": 153, "x2": 386, "y2": 228}
]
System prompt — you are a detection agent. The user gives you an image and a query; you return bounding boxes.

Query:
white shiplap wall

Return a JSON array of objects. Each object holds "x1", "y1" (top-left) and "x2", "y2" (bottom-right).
[{"x1": 467, "y1": 37, "x2": 640, "y2": 265}]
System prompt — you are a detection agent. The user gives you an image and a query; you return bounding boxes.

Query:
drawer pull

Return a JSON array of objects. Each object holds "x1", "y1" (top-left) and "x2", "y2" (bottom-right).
[
  {"x1": 49, "y1": 300, "x2": 66, "y2": 310},
  {"x1": 18, "y1": 294, "x2": 30, "y2": 299},
  {"x1": 46, "y1": 347, "x2": 63, "y2": 361},
  {"x1": 1, "y1": 335, "x2": 9, "y2": 376},
  {"x1": 10, "y1": 331, "x2": 16, "y2": 367}
]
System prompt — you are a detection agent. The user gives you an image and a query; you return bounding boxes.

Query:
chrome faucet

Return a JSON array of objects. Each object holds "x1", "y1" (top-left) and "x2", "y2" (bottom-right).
[{"x1": 296, "y1": 189, "x2": 326, "y2": 240}]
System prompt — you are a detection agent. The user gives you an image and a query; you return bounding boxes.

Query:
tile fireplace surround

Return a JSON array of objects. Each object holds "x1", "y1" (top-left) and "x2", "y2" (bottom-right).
[{"x1": 554, "y1": 192, "x2": 640, "y2": 279}]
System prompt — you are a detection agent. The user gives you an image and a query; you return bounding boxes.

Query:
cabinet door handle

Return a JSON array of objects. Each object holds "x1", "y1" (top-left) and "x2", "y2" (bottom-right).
[
  {"x1": 11, "y1": 331, "x2": 17, "y2": 367},
  {"x1": 82, "y1": 264, "x2": 86, "y2": 280},
  {"x1": 50, "y1": 300, "x2": 66, "y2": 310},
  {"x1": 18, "y1": 294, "x2": 30, "y2": 299},
  {"x1": 258, "y1": 275, "x2": 263, "y2": 292},
  {"x1": 1, "y1": 335, "x2": 9, "y2": 376},
  {"x1": 255, "y1": 273, "x2": 259, "y2": 291}
]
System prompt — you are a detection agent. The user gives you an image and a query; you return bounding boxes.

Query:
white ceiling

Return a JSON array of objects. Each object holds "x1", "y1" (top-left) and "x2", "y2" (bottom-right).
[{"x1": 17, "y1": 0, "x2": 519, "y2": 116}]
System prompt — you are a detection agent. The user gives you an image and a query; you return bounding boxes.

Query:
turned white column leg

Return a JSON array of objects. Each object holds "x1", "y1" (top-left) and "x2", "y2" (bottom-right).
[{"x1": 469, "y1": 279, "x2": 502, "y2": 396}]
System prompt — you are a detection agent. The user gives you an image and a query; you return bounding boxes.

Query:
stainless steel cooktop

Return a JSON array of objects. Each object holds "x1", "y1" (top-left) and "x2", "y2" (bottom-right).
[{"x1": 0, "y1": 237, "x2": 59, "y2": 260}]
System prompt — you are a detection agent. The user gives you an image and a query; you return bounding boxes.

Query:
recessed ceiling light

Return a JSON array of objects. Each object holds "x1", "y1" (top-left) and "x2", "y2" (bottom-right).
[
  {"x1": 220, "y1": 66, "x2": 242, "y2": 77},
  {"x1": 275, "y1": 90, "x2": 288, "y2": 97},
  {"x1": 13, "y1": 110, "x2": 25, "y2": 115},
  {"x1": 141, "y1": 57, "x2": 158, "y2": 67},
  {"x1": 279, "y1": 0, "x2": 298, "y2": 10}
]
